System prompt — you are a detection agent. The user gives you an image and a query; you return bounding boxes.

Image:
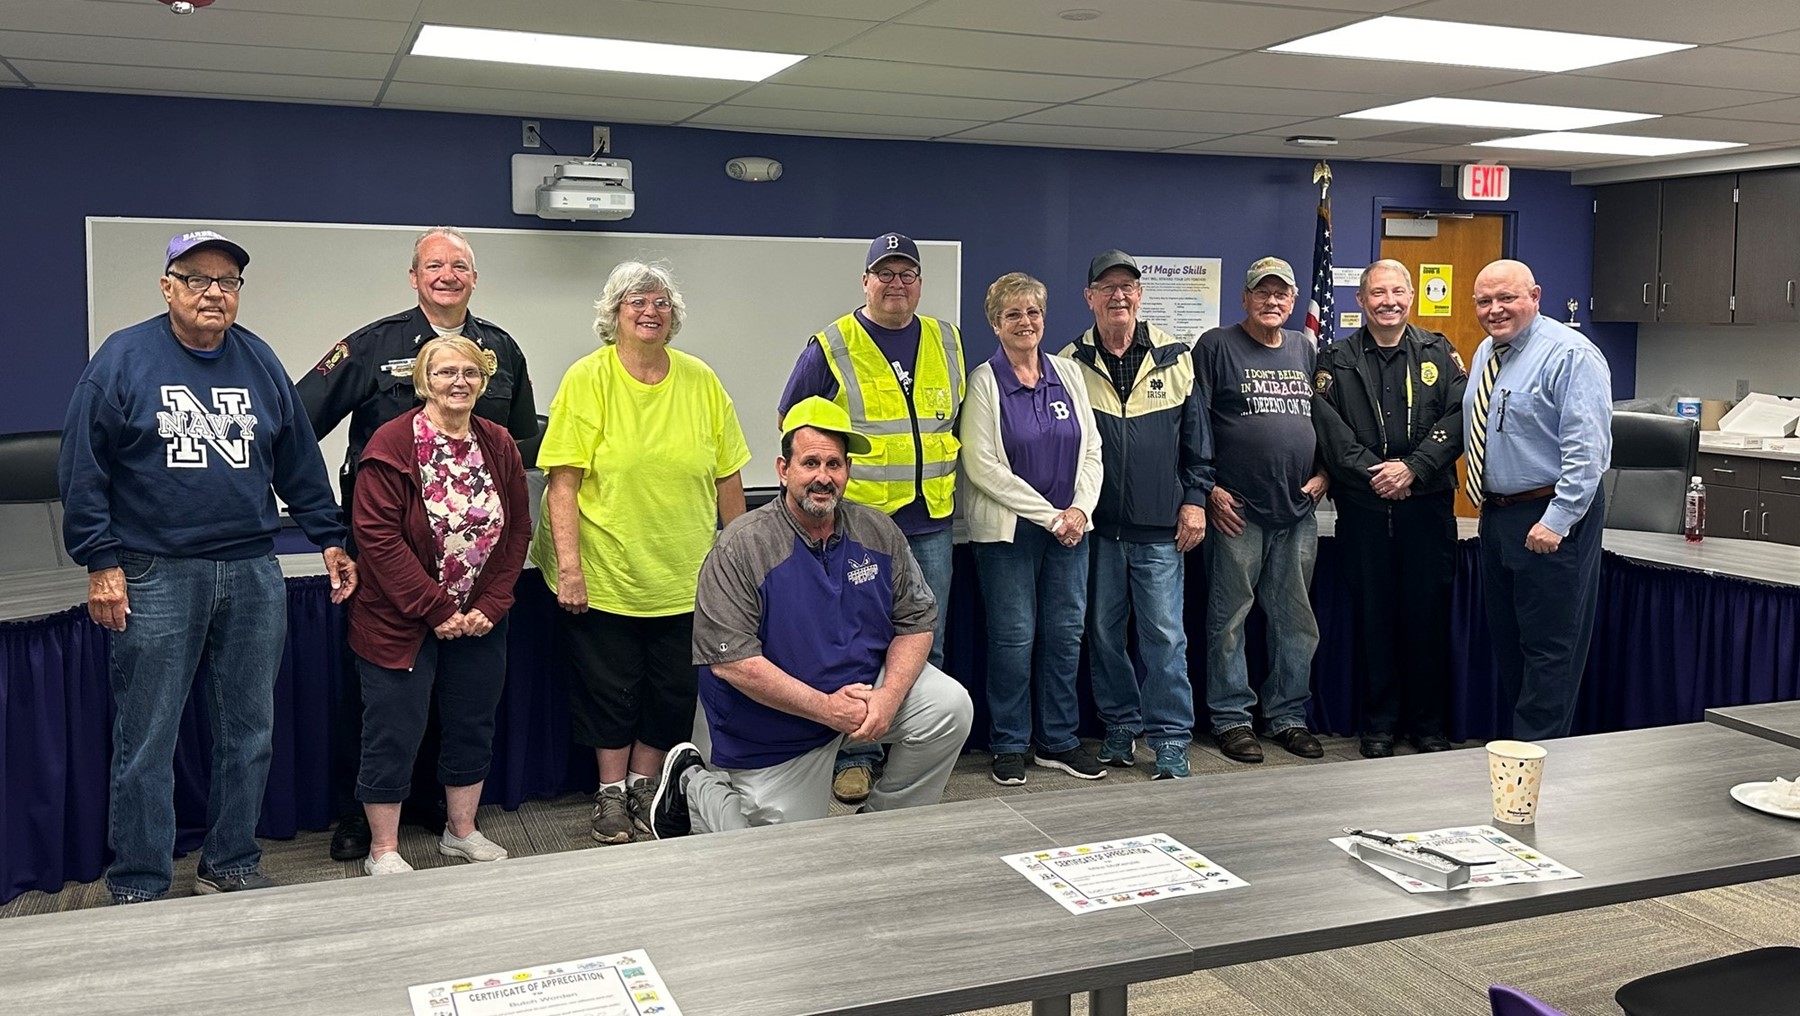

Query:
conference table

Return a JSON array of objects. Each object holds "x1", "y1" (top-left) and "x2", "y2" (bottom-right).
[
  {"x1": 2, "y1": 722, "x2": 1796, "y2": 1016},
  {"x1": 1707, "y1": 700, "x2": 1800, "y2": 752},
  {"x1": 7, "y1": 523, "x2": 1800, "y2": 905}
]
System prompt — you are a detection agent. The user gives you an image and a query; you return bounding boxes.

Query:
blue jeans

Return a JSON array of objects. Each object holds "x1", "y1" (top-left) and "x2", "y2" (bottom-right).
[
  {"x1": 105, "y1": 552, "x2": 287, "y2": 900},
  {"x1": 1204, "y1": 513, "x2": 1319, "y2": 735},
  {"x1": 838, "y1": 527, "x2": 953, "y2": 773},
  {"x1": 972, "y1": 521, "x2": 1089, "y2": 755},
  {"x1": 1087, "y1": 535, "x2": 1194, "y2": 747}
]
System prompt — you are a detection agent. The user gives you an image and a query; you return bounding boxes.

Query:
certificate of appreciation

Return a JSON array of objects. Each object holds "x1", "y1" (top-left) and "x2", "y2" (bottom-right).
[
  {"x1": 1003, "y1": 833, "x2": 1247, "y2": 916},
  {"x1": 407, "y1": 950, "x2": 682, "y2": 1016}
]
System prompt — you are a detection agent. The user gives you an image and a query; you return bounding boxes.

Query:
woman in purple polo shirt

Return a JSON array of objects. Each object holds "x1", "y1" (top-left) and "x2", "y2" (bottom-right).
[{"x1": 960, "y1": 272, "x2": 1105, "y2": 786}]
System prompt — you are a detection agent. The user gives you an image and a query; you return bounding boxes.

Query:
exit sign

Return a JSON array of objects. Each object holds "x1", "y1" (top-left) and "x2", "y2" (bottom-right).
[{"x1": 1459, "y1": 163, "x2": 1511, "y2": 201}]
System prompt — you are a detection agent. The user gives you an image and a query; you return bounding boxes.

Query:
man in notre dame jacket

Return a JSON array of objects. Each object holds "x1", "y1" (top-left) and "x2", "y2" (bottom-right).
[{"x1": 1313, "y1": 259, "x2": 1466, "y2": 759}]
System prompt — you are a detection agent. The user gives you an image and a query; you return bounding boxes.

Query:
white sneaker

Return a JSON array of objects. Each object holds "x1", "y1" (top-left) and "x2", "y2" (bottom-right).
[
  {"x1": 364, "y1": 851, "x2": 413, "y2": 876},
  {"x1": 439, "y1": 828, "x2": 508, "y2": 862}
]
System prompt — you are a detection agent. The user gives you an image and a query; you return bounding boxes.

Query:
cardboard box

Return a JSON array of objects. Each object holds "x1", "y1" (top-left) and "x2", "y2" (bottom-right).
[{"x1": 1719, "y1": 393, "x2": 1800, "y2": 437}]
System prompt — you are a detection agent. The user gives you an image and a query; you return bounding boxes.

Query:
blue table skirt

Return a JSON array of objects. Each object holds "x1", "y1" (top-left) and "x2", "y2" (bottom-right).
[{"x1": 4, "y1": 540, "x2": 1797, "y2": 903}]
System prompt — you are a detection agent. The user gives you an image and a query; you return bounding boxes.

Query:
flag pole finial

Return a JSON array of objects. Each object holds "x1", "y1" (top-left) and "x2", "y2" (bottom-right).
[{"x1": 1312, "y1": 160, "x2": 1332, "y2": 199}]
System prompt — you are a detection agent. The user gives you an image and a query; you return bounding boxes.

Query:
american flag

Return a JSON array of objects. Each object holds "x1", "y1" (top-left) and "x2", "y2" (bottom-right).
[{"x1": 1304, "y1": 193, "x2": 1333, "y2": 347}]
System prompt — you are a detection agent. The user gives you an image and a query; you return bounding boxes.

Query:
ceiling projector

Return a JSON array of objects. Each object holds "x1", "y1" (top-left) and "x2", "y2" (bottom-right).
[{"x1": 536, "y1": 160, "x2": 635, "y2": 221}]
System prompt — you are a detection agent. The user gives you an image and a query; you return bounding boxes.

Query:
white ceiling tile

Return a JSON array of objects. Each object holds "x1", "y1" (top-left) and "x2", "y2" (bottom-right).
[
  {"x1": 13, "y1": 60, "x2": 383, "y2": 102},
  {"x1": 1016, "y1": 104, "x2": 1306, "y2": 135},
  {"x1": 1161, "y1": 51, "x2": 1540, "y2": 93},
  {"x1": 1701, "y1": 97, "x2": 1800, "y2": 125},
  {"x1": 1393, "y1": 143, "x2": 1619, "y2": 170},
  {"x1": 771, "y1": 56, "x2": 1132, "y2": 103},
  {"x1": 1399, "y1": 0, "x2": 1800, "y2": 46},
  {"x1": 898, "y1": 0, "x2": 1355, "y2": 50},
  {"x1": 1581, "y1": 116, "x2": 1800, "y2": 145},
  {"x1": 1081, "y1": 80, "x2": 1404, "y2": 117},
  {"x1": 0, "y1": 1, "x2": 409, "y2": 52},
  {"x1": 1446, "y1": 75, "x2": 1787, "y2": 116},
  {"x1": 1170, "y1": 134, "x2": 1439, "y2": 159},
  {"x1": 416, "y1": 0, "x2": 868, "y2": 53},
  {"x1": 1720, "y1": 28, "x2": 1800, "y2": 55},
  {"x1": 830, "y1": 24, "x2": 1230, "y2": 78},
  {"x1": 723, "y1": 83, "x2": 1049, "y2": 120},
  {"x1": 390, "y1": 56, "x2": 749, "y2": 104},
  {"x1": 137, "y1": 0, "x2": 422, "y2": 19},
  {"x1": 1260, "y1": 115, "x2": 1456, "y2": 142},
  {"x1": 606, "y1": 0, "x2": 896, "y2": 18},
  {"x1": 941, "y1": 121, "x2": 1225, "y2": 151},
  {"x1": 379, "y1": 82, "x2": 710, "y2": 122},
  {"x1": 1575, "y1": 47, "x2": 1800, "y2": 94},
  {"x1": 0, "y1": 31, "x2": 395, "y2": 79},
  {"x1": 684, "y1": 106, "x2": 986, "y2": 137}
]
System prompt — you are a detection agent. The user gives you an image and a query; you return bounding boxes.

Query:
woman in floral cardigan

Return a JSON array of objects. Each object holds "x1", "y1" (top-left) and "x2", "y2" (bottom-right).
[{"x1": 348, "y1": 335, "x2": 531, "y2": 876}]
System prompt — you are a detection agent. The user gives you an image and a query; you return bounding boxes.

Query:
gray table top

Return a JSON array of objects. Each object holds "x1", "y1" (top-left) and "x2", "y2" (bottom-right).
[
  {"x1": 1001, "y1": 723, "x2": 1800, "y2": 970},
  {"x1": 0, "y1": 799, "x2": 1192, "y2": 1016},
  {"x1": 1707, "y1": 700, "x2": 1800, "y2": 752},
  {"x1": 1599, "y1": 530, "x2": 1800, "y2": 589}
]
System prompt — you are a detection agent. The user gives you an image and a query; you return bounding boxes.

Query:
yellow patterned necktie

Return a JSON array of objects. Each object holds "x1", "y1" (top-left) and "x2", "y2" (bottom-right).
[{"x1": 1464, "y1": 345, "x2": 1507, "y2": 509}]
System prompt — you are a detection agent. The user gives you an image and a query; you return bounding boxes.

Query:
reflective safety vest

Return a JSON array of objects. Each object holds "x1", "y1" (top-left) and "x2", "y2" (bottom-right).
[{"x1": 815, "y1": 312, "x2": 965, "y2": 517}]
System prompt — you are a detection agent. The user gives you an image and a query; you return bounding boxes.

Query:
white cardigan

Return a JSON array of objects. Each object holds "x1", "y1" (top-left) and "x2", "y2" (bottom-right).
[{"x1": 956, "y1": 352, "x2": 1103, "y2": 544}]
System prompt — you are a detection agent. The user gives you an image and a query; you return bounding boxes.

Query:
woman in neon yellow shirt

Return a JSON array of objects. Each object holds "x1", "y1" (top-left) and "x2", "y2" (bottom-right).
[{"x1": 529, "y1": 261, "x2": 750, "y2": 845}]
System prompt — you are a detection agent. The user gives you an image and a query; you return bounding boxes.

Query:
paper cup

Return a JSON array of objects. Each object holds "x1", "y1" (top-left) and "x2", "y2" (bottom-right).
[{"x1": 1487, "y1": 740, "x2": 1547, "y2": 825}]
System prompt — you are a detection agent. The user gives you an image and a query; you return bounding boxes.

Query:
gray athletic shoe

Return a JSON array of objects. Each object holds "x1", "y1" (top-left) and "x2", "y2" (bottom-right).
[{"x1": 590, "y1": 785, "x2": 632, "y2": 844}]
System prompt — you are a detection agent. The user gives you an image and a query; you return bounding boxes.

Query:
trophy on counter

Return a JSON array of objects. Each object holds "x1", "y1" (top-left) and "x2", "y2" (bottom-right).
[{"x1": 1566, "y1": 298, "x2": 1582, "y2": 328}]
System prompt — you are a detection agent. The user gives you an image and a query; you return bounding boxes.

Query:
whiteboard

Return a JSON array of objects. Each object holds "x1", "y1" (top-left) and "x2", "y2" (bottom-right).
[{"x1": 87, "y1": 218, "x2": 961, "y2": 490}]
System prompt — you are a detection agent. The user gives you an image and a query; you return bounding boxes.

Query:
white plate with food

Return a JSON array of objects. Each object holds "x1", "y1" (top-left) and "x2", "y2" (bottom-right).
[{"x1": 1729, "y1": 780, "x2": 1800, "y2": 820}]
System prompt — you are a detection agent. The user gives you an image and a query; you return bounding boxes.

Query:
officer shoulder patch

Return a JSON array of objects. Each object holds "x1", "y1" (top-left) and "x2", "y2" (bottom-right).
[
  {"x1": 1449, "y1": 349, "x2": 1467, "y2": 375},
  {"x1": 1314, "y1": 369, "x2": 1333, "y2": 394},
  {"x1": 313, "y1": 340, "x2": 350, "y2": 375}
]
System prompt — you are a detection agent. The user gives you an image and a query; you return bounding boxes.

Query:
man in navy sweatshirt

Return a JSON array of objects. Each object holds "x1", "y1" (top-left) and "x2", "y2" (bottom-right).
[{"x1": 59, "y1": 230, "x2": 356, "y2": 905}]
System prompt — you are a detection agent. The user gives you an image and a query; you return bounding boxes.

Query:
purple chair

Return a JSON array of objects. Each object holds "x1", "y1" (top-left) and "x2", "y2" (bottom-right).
[{"x1": 1489, "y1": 985, "x2": 1569, "y2": 1016}]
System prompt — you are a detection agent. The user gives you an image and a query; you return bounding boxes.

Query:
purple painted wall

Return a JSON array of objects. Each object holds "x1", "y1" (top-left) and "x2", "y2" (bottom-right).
[{"x1": 0, "y1": 88, "x2": 1634, "y2": 434}]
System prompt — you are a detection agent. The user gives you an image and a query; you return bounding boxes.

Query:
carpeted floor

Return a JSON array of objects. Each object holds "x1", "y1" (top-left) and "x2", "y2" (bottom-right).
[{"x1": 5, "y1": 734, "x2": 1795, "y2": 1015}]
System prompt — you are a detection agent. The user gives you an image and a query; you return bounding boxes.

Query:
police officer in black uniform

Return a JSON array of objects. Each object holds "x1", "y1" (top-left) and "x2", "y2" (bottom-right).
[
  {"x1": 297, "y1": 226, "x2": 537, "y2": 860},
  {"x1": 1313, "y1": 259, "x2": 1465, "y2": 760}
]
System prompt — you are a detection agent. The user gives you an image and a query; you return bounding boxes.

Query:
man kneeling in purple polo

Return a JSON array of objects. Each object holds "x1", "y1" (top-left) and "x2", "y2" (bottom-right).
[{"x1": 650, "y1": 397, "x2": 972, "y2": 836}]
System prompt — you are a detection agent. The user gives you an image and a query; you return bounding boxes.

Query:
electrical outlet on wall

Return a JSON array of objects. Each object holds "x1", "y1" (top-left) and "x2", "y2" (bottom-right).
[
  {"x1": 593, "y1": 126, "x2": 611, "y2": 154},
  {"x1": 522, "y1": 121, "x2": 541, "y2": 148},
  {"x1": 1737, "y1": 379, "x2": 1751, "y2": 401}
]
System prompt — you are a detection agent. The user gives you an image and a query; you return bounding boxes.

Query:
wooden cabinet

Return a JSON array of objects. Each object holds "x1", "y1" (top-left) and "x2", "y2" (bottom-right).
[
  {"x1": 1735, "y1": 167, "x2": 1800, "y2": 324},
  {"x1": 1696, "y1": 452, "x2": 1800, "y2": 544},
  {"x1": 1592, "y1": 181, "x2": 1659, "y2": 323},
  {"x1": 1658, "y1": 175, "x2": 1738, "y2": 324}
]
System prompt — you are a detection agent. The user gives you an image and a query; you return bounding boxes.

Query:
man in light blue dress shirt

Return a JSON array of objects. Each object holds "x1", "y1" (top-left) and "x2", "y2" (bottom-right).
[{"x1": 1463, "y1": 260, "x2": 1612, "y2": 741}]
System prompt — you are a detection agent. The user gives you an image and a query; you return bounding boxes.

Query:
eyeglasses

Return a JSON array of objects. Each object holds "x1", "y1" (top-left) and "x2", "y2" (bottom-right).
[
  {"x1": 1000, "y1": 307, "x2": 1044, "y2": 323},
  {"x1": 623, "y1": 296, "x2": 673, "y2": 311},
  {"x1": 167, "y1": 272, "x2": 245, "y2": 294},
  {"x1": 1089, "y1": 282, "x2": 1140, "y2": 296},
  {"x1": 429, "y1": 368, "x2": 485, "y2": 383},
  {"x1": 871, "y1": 269, "x2": 921, "y2": 285},
  {"x1": 1249, "y1": 287, "x2": 1295, "y2": 303}
]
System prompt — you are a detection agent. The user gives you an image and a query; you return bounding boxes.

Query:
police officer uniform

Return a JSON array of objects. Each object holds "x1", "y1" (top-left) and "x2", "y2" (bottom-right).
[
  {"x1": 1312, "y1": 323, "x2": 1465, "y2": 755},
  {"x1": 296, "y1": 303, "x2": 536, "y2": 858},
  {"x1": 298, "y1": 304, "x2": 537, "y2": 513}
]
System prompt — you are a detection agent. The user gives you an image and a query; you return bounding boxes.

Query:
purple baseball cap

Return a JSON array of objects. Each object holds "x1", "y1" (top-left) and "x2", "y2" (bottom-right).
[
  {"x1": 865, "y1": 232, "x2": 921, "y2": 272},
  {"x1": 165, "y1": 230, "x2": 250, "y2": 271}
]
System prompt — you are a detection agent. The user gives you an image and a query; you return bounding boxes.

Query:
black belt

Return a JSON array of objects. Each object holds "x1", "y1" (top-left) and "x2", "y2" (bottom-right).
[{"x1": 1483, "y1": 485, "x2": 1554, "y2": 509}]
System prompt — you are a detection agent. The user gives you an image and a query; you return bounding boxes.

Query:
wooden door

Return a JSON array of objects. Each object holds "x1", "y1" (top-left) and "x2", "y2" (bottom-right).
[
  {"x1": 1592, "y1": 181, "x2": 1660, "y2": 322},
  {"x1": 1379, "y1": 211, "x2": 1506, "y2": 517},
  {"x1": 1657, "y1": 175, "x2": 1737, "y2": 324},
  {"x1": 1735, "y1": 167, "x2": 1800, "y2": 324}
]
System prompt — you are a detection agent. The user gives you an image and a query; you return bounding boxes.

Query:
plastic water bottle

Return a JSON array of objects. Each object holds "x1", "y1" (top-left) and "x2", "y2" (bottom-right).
[{"x1": 1684, "y1": 475, "x2": 1706, "y2": 544}]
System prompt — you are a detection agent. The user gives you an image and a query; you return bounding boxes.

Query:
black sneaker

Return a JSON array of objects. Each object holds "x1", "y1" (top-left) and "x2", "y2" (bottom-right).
[
  {"x1": 650, "y1": 742, "x2": 704, "y2": 840},
  {"x1": 330, "y1": 811, "x2": 371, "y2": 861},
  {"x1": 194, "y1": 869, "x2": 278, "y2": 894},
  {"x1": 990, "y1": 752, "x2": 1027, "y2": 786},
  {"x1": 1033, "y1": 744, "x2": 1107, "y2": 780}
]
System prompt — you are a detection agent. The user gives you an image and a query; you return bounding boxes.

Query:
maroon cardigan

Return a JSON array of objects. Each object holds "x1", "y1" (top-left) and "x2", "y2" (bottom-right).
[{"x1": 348, "y1": 407, "x2": 531, "y2": 670}]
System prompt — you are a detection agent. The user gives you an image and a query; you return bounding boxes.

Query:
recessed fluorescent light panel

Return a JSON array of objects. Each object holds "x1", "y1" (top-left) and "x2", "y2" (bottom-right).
[
  {"x1": 1342, "y1": 98, "x2": 1655, "y2": 131},
  {"x1": 1472, "y1": 132, "x2": 1748, "y2": 156},
  {"x1": 1269, "y1": 17, "x2": 1692, "y2": 73},
  {"x1": 412, "y1": 24, "x2": 806, "y2": 82}
]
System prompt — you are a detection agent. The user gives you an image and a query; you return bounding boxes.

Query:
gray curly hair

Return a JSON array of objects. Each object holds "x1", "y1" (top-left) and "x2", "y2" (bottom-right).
[{"x1": 593, "y1": 260, "x2": 686, "y2": 345}]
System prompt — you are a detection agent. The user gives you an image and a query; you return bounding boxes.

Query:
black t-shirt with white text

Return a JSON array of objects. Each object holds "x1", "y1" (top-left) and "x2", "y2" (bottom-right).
[{"x1": 1195, "y1": 323, "x2": 1318, "y2": 528}]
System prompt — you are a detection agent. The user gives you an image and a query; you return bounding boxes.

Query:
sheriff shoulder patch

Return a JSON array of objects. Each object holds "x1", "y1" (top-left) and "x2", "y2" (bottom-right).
[
  {"x1": 314, "y1": 341, "x2": 349, "y2": 375},
  {"x1": 1449, "y1": 349, "x2": 1467, "y2": 376},
  {"x1": 1315, "y1": 369, "x2": 1333, "y2": 394}
]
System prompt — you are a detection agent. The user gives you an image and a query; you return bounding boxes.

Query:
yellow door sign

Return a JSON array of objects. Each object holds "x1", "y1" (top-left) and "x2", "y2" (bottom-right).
[{"x1": 1419, "y1": 264, "x2": 1452, "y2": 317}]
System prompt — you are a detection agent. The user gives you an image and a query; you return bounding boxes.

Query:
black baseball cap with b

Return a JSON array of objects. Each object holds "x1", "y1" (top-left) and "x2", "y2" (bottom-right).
[{"x1": 866, "y1": 232, "x2": 921, "y2": 271}]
